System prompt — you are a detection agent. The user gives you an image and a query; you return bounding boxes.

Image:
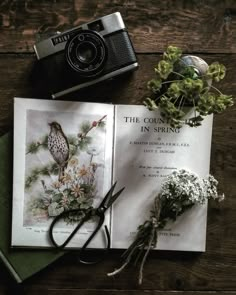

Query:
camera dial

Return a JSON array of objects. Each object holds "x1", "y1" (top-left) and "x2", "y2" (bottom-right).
[{"x1": 65, "y1": 30, "x2": 108, "y2": 77}]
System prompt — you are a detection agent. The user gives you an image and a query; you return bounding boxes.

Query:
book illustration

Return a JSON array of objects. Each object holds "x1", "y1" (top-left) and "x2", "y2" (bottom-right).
[{"x1": 24, "y1": 110, "x2": 107, "y2": 226}]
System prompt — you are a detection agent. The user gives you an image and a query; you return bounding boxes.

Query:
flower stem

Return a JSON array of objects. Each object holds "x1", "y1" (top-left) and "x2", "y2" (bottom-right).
[
  {"x1": 177, "y1": 95, "x2": 184, "y2": 110},
  {"x1": 107, "y1": 243, "x2": 138, "y2": 277},
  {"x1": 172, "y1": 71, "x2": 185, "y2": 79},
  {"x1": 138, "y1": 229, "x2": 155, "y2": 285},
  {"x1": 107, "y1": 261, "x2": 129, "y2": 277},
  {"x1": 154, "y1": 91, "x2": 168, "y2": 103},
  {"x1": 161, "y1": 80, "x2": 181, "y2": 85},
  {"x1": 209, "y1": 84, "x2": 223, "y2": 95},
  {"x1": 192, "y1": 96, "x2": 197, "y2": 119}
]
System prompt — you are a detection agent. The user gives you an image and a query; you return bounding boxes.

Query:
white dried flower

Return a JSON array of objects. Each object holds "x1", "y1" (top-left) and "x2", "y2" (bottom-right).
[{"x1": 159, "y1": 169, "x2": 224, "y2": 216}]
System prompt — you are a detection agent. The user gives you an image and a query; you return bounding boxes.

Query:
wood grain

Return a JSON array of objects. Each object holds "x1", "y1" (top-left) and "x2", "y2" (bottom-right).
[
  {"x1": 33, "y1": 292, "x2": 236, "y2": 295},
  {"x1": 0, "y1": 0, "x2": 236, "y2": 53},
  {"x1": 0, "y1": 1, "x2": 236, "y2": 294},
  {"x1": 0, "y1": 53, "x2": 235, "y2": 292},
  {"x1": 2, "y1": 281, "x2": 236, "y2": 295},
  {"x1": 36, "y1": 292, "x2": 236, "y2": 295}
]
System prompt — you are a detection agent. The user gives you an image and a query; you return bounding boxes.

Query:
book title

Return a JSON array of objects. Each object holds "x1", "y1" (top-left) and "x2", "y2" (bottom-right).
[{"x1": 123, "y1": 116, "x2": 180, "y2": 133}]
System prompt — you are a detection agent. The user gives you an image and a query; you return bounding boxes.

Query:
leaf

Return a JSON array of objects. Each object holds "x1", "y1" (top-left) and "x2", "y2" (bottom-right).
[
  {"x1": 26, "y1": 135, "x2": 48, "y2": 154},
  {"x1": 163, "y1": 46, "x2": 182, "y2": 63},
  {"x1": 78, "y1": 136, "x2": 92, "y2": 150},
  {"x1": 189, "y1": 115, "x2": 204, "y2": 122},
  {"x1": 80, "y1": 203, "x2": 90, "y2": 209},
  {"x1": 48, "y1": 202, "x2": 64, "y2": 217},
  {"x1": 155, "y1": 60, "x2": 173, "y2": 79},
  {"x1": 69, "y1": 144, "x2": 79, "y2": 156},
  {"x1": 80, "y1": 121, "x2": 91, "y2": 133},
  {"x1": 45, "y1": 189, "x2": 54, "y2": 195},
  {"x1": 147, "y1": 79, "x2": 162, "y2": 93},
  {"x1": 97, "y1": 121, "x2": 106, "y2": 128},
  {"x1": 25, "y1": 162, "x2": 58, "y2": 189},
  {"x1": 52, "y1": 193, "x2": 63, "y2": 203},
  {"x1": 67, "y1": 135, "x2": 78, "y2": 146}
]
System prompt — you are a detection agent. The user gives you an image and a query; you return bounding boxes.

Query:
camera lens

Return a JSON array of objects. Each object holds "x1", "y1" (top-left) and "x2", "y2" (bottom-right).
[
  {"x1": 76, "y1": 42, "x2": 97, "y2": 64},
  {"x1": 65, "y1": 30, "x2": 108, "y2": 77}
]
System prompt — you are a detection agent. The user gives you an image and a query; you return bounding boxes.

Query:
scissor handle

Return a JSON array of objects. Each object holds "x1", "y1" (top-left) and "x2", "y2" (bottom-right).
[
  {"x1": 48, "y1": 208, "x2": 93, "y2": 249},
  {"x1": 78, "y1": 214, "x2": 111, "y2": 264},
  {"x1": 48, "y1": 208, "x2": 111, "y2": 263}
]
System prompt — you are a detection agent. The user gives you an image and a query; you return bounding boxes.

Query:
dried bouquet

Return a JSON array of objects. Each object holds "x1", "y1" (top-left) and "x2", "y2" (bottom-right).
[
  {"x1": 143, "y1": 46, "x2": 234, "y2": 128},
  {"x1": 108, "y1": 169, "x2": 224, "y2": 284}
]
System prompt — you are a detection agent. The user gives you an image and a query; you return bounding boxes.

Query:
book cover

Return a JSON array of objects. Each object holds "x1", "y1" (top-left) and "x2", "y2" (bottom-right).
[
  {"x1": 0, "y1": 132, "x2": 64, "y2": 283},
  {"x1": 11, "y1": 98, "x2": 213, "y2": 251}
]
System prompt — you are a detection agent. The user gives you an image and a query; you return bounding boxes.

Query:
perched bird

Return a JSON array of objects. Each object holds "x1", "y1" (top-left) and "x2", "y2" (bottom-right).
[{"x1": 48, "y1": 122, "x2": 69, "y2": 181}]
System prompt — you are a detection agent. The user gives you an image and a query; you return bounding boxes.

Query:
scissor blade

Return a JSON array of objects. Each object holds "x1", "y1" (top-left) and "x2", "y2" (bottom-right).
[
  {"x1": 99, "y1": 182, "x2": 117, "y2": 208},
  {"x1": 106, "y1": 186, "x2": 125, "y2": 208}
]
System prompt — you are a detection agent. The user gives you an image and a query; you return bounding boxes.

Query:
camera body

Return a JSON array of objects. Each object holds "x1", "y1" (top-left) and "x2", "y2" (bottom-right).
[{"x1": 34, "y1": 12, "x2": 138, "y2": 99}]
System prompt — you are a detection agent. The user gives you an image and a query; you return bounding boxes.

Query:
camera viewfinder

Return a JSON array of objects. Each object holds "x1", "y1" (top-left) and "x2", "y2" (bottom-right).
[{"x1": 88, "y1": 20, "x2": 104, "y2": 32}]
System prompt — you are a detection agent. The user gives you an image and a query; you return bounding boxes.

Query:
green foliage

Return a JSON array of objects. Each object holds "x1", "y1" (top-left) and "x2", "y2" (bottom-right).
[
  {"x1": 97, "y1": 121, "x2": 106, "y2": 128},
  {"x1": 163, "y1": 45, "x2": 182, "y2": 63},
  {"x1": 26, "y1": 135, "x2": 48, "y2": 154},
  {"x1": 143, "y1": 97, "x2": 158, "y2": 111},
  {"x1": 155, "y1": 60, "x2": 173, "y2": 79},
  {"x1": 206, "y1": 62, "x2": 226, "y2": 82},
  {"x1": 147, "y1": 79, "x2": 162, "y2": 93},
  {"x1": 25, "y1": 163, "x2": 59, "y2": 189},
  {"x1": 196, "y1": 93, "x2": 234, "y2": 116},
  {"x1": 81, "y1": 121, "x2": 91, "y2": 134},
  {"x1": 67, "y1": 135, "x2": 78, "y2": 146},
  {"x1": 78, "y1": 136, "x2": 92, "y2": 151},
  {"x1": 144, "y1": 45, "x2": 234, "y2": 128},
  {"x1": 159, "y1": 96, "x2": 185, "y2": 128}
]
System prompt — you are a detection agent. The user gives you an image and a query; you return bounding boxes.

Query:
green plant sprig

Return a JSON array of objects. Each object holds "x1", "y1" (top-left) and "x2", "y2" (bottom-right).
[
  {"x1": 25, "y1": 162, "x2": 59, "y2": 189},
  {"x1": 26, "y1": 135, "x2": 48, "y2": 154},
  {"x1": 26, "y1": 115, "x2": 107, "y2": 156},
  {"x1": 144, "y1": 46, "x2": 234, "y2": 128}
]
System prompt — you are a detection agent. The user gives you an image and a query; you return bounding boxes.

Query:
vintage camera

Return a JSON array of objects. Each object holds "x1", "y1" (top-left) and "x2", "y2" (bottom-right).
[{"x1": 34, "y1": 12, "x2": 138, "y2": 99}]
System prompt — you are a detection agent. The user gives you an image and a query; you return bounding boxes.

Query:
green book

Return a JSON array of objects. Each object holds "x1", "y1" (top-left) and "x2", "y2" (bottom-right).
[{"x1": 0, "y1": 132, "x2": 64, "y2": 283}]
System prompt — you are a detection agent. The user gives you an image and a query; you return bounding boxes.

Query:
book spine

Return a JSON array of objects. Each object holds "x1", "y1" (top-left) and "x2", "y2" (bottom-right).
[
  {"x1": 110, "y1": 105, "x2": 117, "y2": 249},
  {"x1": 0, "y1": 250, "x2": 22, "y2": 283}
]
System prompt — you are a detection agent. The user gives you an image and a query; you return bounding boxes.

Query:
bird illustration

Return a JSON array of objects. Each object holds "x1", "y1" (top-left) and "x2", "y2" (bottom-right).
[{"x1": 48, "y1": 122, "x2": 69, "y2": 181}]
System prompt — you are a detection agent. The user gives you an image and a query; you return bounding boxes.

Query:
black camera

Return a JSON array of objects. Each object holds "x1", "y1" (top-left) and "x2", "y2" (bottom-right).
[{"x1": 34, "y1": 12, "x2": 138, "y2": 99}]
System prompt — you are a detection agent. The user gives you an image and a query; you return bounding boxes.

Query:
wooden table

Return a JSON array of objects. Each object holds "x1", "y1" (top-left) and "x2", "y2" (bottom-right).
[{"x1": 0, "y1": 1, "x2": 236, "y2": 294}]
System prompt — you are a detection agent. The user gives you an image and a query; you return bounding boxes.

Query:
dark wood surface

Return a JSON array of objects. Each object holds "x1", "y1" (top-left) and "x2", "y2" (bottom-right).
[{"x1": 0, "y1": 1, "x2": 236, "y2": 294}]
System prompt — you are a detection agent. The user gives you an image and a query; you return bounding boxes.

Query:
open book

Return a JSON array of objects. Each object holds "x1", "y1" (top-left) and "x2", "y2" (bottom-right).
[{"x1": 12, "y1": 97, "x2": 213, "y2": 251}]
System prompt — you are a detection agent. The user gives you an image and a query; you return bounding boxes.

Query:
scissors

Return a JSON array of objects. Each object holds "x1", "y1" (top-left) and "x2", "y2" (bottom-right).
[{"x1": 49, "y1": 182, "x2": 125, "y2": 264}]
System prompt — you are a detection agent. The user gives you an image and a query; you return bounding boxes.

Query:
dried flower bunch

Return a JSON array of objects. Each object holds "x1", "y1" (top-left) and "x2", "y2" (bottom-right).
[
  {"x1": 108, "y1": 169, "x2": 224, "y2": 284},
  {"x1": 143, "y1": 46, "x2": 234, "y2": 128}
]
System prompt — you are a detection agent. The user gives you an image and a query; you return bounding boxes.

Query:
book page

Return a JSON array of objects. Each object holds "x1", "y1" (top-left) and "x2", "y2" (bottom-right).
[
  {"x1": 112, "y1": 105, "x2": 213, "y2": 251},
  {"x1": 12, "y1": 98, "x2": 114, "y2": 249}
]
